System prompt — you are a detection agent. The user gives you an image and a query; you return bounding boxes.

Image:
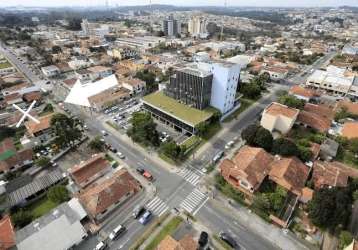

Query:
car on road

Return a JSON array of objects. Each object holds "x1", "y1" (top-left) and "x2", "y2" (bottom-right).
[
  {"x1": 109, "y1": 147, "x2": 117, "y2": 153},
  {"x1": 94, "y1": 241, "x2": 107, "y2": 250},
  {"x1": 225, "y1": 141, "x2": 235, "y2": 149},
  {"x1": 108, "y1": 224, "x2": 126, "y2": 241},
  {"x1": 212, "y1": 151, "x2": 224, "y2": 163},
  {"x1": 139, "y1": 210, "x2": 152, "y2": 225},
  {"x1": 136, "y1": 167, "x2": 145, "y2": 175},
  {"x1": 133, "y1": 205, "x2": 146, "y2": 219},
  {"x1": 101, "y1": 130, "x2": 108, "y2": 136},
  {"x1": 116, "y1": 151, "x2": 125, "y2": 159},
  {"x1": 198, "y1": 231, "x2": 209, "y2": 247},
  {"x1": 219, "y1": 232, "x2": 238, "y2": 249},
  {"x1": 142, "y1": 170, "x2": 153, "y2": 181}
]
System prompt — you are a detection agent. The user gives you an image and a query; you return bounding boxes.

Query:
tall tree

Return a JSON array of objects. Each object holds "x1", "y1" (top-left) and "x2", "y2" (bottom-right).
[
  {"x1": 50, "y1": 113, "x2": 82, "y2": 148},
  {"x1": 127, "y1": 112, "x2": 160, "y2": 147}
]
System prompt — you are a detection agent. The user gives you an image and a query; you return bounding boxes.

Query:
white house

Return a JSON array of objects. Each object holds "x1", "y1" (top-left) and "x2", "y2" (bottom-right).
[{"x1": 41, "y1": 65, "x2": 60, "y2": 77}]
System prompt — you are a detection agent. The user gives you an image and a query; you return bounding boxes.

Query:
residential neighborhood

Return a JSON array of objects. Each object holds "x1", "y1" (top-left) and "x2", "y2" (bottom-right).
[{"x1": 0, "y1": 2, "x2": 357, "y2": 250}]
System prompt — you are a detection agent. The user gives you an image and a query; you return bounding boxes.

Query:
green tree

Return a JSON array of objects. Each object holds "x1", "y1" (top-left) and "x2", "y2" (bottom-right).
[
  {"x1": 11, "y1": 210, "x2": 32, "y2": 228},
  {"x1": 268, "y1": 186, "x2": 287, "y2": 212},
  {"x1": 278, "y1": 94, "x2": 305, "y2": 109},
  {"x1": 0, "y1": 126, "x2": 16, "y2": 141},
  {"x1": 35, "y1": 156, "x2": 50, "y2": 167},
  {"x1": 252, "y1": 193, "x2": 270, "y2": 211},
  {"x1": 50, "y1": 113, "x2": 82, "y2": 148},
  {"x1": 271, "y1": 138, "x2": 299, "y2": 156},
  {"x1": 127, "y1": 112, "x2": 160, "y2": 147},
  {"x1": 240, "y1": 82, "x2": 261, "y2": 99},
  {"x1": 298, "y1": 146, "x2": 313, "y2": 162},
  {"x1": 47, "y1": 185, "x2": 69, "y2": 203},
  {"x1": 135, "y1": 69, "x2": 157, "y2": 93},
  {"x1": 241, "y1": 124, "x2": 260, "y2": 145},
  {"x1": 160, "y1": 140, "x2": 186, "y2": 161},
  {"x1": 42, "y1": 103, "x2": 54, "y2": 114},
  {"x1": 88, "y1": 136, "x2": 105, "y2": 152},
  {"x1": 308, "y1": 187, "x2": 352, "y2": 231},
  {"x1": 254, "y1": 127, "x2": 273, "y2": 151},
  {"x1": 338, "y1": 231, "x2": 353, "y2": 250}
]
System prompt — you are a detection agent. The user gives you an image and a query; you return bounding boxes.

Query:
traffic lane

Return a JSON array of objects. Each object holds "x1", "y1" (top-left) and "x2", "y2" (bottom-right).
[{"x1": 197, "y1": 203, "x2": 277, "y2": 250}]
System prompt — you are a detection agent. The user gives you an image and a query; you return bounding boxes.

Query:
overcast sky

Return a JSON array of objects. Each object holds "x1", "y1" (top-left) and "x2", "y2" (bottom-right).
[{"x1": 0, "y1": 0, "x2": 357, "y2": 7}]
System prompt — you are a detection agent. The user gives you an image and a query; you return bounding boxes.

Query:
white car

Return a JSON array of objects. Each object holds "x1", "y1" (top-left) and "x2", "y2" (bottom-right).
[
  {"x1": 101, "y1": 130, "x2": 108, "y2": 136},
  {"x1": 94, "y1": 241, "x2": 107, "y2": 250},
  {"x1": 117, "y1": 152, "x2": 125, "y2": 159},
  {"x1": 225, "y1": 141, "x2": 235, "y2": 149},
  {"x1": 108, "y1": 224, "x2": 126, "y2": 241}
]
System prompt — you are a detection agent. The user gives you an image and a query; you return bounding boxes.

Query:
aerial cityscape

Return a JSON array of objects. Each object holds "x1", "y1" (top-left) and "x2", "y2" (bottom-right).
[{"x1": 0, "y1": 1, "x2": 357, "y2": 250}]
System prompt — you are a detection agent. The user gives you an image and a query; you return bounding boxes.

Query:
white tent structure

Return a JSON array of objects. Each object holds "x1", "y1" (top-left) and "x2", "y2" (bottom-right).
[{"x1": 65, "y1": 74, "x2": 119, "y2": 107}]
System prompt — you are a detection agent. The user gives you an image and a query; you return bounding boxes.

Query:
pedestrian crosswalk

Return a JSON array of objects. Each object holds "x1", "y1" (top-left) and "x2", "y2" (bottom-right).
[
  {"x1": 177, "y1": 168, "x2": 202, "y2": 186},
  {"x1": 180, "y1": 188, "x2": 209, "y2": 215},
  {"x1": 145, "y1": 196, "x2": 169, "y2": 217}
]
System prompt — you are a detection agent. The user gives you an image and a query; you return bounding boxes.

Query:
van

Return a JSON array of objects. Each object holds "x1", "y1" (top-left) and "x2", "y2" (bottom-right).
[{"x1": 108, "y1": 224, "x2": 126, "y2": 241}]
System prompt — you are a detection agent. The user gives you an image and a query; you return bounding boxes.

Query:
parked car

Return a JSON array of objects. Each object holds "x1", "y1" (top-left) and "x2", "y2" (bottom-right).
[
  {"x1": 225, "y1": 141, "x2": 235, "y2": 149},
  {"x1": 139, "y1": 210, "x2": 152, "y2": 225},
  {"x1": 133, "y1": 205, "x2": 146, "y2": 219},
  {"x1": 116, "y1": 152, "x2": 125, "y2": 159},
  {"x1": 94, "y1": 241, "x2": 107, "y2": 250},
  {"x1": 198, "y1": 231, "x2": 209, "y2": 247},
  {"x1": 108, "y1": 224, "x2": 126, "y2": 241},
  {"x1": 101, "y1": 130, "x2": 108, "y2": 136},
  {"x1": 109, "y1": 147, "x2": 117, "y2": 153},
  {"x1": 219, "y1": 232, "x2": 238, "y2": 249}
]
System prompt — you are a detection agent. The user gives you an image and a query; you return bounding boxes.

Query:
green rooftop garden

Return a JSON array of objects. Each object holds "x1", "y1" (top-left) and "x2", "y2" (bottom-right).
[{"x1": 142, "y1": 91, "x2": 215, "y2": 126}]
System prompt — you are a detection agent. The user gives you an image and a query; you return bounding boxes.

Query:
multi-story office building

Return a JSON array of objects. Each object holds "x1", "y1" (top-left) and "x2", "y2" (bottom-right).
[
  {"x1": 165, "y1": 68, "x2": 213, "y2": 110},
  {"x1": 188, "y1": 16, "x2": 207, "y2": 37},
  {"x1": 163, "y1": 15, "x2": 181, "y2": 37},
  {"x1": 197, "y1": 61, "x2": 241, "y2": 114}
]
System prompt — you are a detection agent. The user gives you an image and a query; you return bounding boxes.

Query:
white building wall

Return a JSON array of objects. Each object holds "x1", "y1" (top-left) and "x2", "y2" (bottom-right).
[{"x1": 198, "y1": 62, "x2": 241, "y2": 114}]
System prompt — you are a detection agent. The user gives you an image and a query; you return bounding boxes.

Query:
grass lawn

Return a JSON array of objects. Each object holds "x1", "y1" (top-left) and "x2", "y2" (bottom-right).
[
  {"x1": 0, "y1": 61, "x2": 12, "y2": 69},
  {"x1": 223, "y1": 98, "x2": 258, "y2": 123},
  {"x1": 26, "y1": 196, "x2": 60, "y2": 219},
  {"x1": 159, "y1": 152, "x2": 177, "y2": 165},
  {"x1": 181, "y1": 135, "x2": 201, "y2": 149},
  {"x1": 144, "y1": 216, "x2": 183, "y2": 250},
  {"x1": 336, "y1": 149, "x2": 358, "y2": 169}
]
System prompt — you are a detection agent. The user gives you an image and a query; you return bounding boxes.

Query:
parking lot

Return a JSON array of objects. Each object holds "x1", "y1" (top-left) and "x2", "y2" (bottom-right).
[
  {"x1": 104, "y1": 98, "x2": 142, "y2": 131},
  {"x1": 154, "y1": 121, "x2": 189, "y2": 144}
]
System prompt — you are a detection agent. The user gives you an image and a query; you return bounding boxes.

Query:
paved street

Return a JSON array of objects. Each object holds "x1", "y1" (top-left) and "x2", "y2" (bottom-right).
[{"x1": 1, "y1": 42, "x2": 333, "y2": 249}]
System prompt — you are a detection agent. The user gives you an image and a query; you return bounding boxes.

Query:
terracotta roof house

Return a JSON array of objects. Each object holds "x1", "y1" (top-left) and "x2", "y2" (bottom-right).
[
  {"x1": 341, "y1": 122, "x2": 358, "y2": 139},
  {"x1": 289, "y1": 85, "x2": 318, "y2": 101},
  {"x1": 24, "y1": 114, "x2": 53, "y2": 138},
  {"x1": 296, "y1": 103, "x2": 333, "y2": 133},
  {"x1": 335, "y1": 100, "x2": 358, "y2": 116},
  {"x1": 268, "y1": 157, "x2": 310, "y2": 196},
  {"x1": 312, "y1": 161, "x2": 356, "y2": 189},
  {"x1": 0, "y1": 215, "x2": 15, "y2": 250},
  {"x1": 157, "y1": 234, "x2": 198, "y2": 250},
  {"x1": 260, "y1": 102, "x2": 299, "y2": 134},
  {"x1": 220, "y1": 146, "x2": 274, "y2": 195},
  {"x1": 78, "y1": 169, "x2": 141, "y2": 222},
  {"x1": 22, "y1": 91, "x2": 42, "y2": 103},
  {"x1": 69, "y1": 153, "x2": 110, "y2": 188}
]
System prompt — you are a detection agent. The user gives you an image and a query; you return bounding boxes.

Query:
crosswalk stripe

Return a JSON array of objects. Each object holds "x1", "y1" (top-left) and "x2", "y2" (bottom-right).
[
  {"x1": 147, "y1": 198, "x2": 161, "y2": 209},
  {"x1": 180, "y1": 188, "x2": 208, "y2": 214},
  {"x1": 192, "y1": 189, "x2": 205, "y2": 197},
  {"x1": 146, "y1": 197, "x2": 160, "y2": 207},
  {"x1": 181, "y1": 200, "x2": 197, "y2": 209},
  {"x1": 158, "y1": 207, "x2": 169, "y2": 217},
  {"x1": 181, "y1": 203, "x2": 194, "y2": 213},
  {"x1": 153, "y1": 202, "x2": 166, "y2": 214},
  {"x1": 187, "y1": 194, "x2": 203, "y2": 203},
  {"x1": 187, "y1": 175, "x2": 199, "y2": 183}
]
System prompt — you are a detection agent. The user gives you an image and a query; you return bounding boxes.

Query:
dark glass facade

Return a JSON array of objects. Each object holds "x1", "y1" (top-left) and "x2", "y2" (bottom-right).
[{"x1": 165, "y1": 69, "x2": 213, "y2": 110}]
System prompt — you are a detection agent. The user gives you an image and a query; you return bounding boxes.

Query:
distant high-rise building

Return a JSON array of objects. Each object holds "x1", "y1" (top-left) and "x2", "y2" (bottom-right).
[
  {"x1": 165, "y1": 68, "x2": 213, "y2": 110},
  {"x1": 162, "y1": 15, "x2": 181, "y2": 37},
  {"x1": 188, "y1": 16, "x2": 207, "y2": 37},
  {"x1": 81, "y1": 19, "x2": 90, "y2": 36}
]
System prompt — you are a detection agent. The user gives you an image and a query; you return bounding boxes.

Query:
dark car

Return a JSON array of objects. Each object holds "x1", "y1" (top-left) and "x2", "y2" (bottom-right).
[
  {"x1": 136, "y1": 167, "x2": 145, "y2": 175},
  {"x1": 109, "y1": 147, "x2": 117, "y2": 153},
  {"x1": 219, "y1": 232, "x2": 238, "y2": 249},
  {"x1": 133, "y1": 205, "x2": 146, "y2": 219},
  {"x1": 198, "y1": 231, "x2": 209, "y2": 247}
]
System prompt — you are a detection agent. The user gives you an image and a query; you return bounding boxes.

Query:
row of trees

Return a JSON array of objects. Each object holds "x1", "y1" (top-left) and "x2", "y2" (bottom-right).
[
  {"x1": 135, "y1": 69, "x2": 157, "y2": 94},
  {"x1": 127, "y1": 112, "x2": 160, "y2": 147},
  {"x1": 239, "y1": 73, "x2": 270, "y2": 100},
  {"x1": 241, "y1": 124, "x2": 313, "y2": 162}
]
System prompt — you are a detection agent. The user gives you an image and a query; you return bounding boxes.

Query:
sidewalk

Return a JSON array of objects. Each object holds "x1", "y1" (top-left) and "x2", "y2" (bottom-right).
[{"x1": 211, "y1": 193, "x2": 317, "y2": 250}]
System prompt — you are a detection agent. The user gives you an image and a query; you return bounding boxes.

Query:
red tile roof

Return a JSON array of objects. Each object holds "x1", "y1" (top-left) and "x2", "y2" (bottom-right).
[
  {"x1": 79, "y1": 169, "x2": 141, "y2": 218},
  {"x1": 220, "y1": 146, "x2": 274, "y2": 191},
  {"x1": 289, "y1": 85, "x2": 317, "y2": 98},
  {"x1": 269, "y1": 157, "x2": 310, "y2": 196},
  {"x1": 265, "y1": 102, "x2": 299, "y2": 119},
  {"x1": 342, "y1": 122, "x2": 358, "y2": 139},
  {"x1": 335, "y1": 100, "x2": 358, "y2": 116},
  {"x1": 0, "y1": 215, "x2": 15, "y2": 250},
  {"x1": 69, "y1": 153, "x2": 110, "y2": 188},
  {"x1": 24, "y1": 113, "x2": 53, "y2": 136},
  {"x1": 297, "y1": 110, "x2": 331, "y2": 132}
]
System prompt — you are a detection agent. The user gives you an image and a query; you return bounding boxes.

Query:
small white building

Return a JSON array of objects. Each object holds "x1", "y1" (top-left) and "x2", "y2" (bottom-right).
[{"x1": 41, "y1": 65, "x2": 60, "y2": 77}]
